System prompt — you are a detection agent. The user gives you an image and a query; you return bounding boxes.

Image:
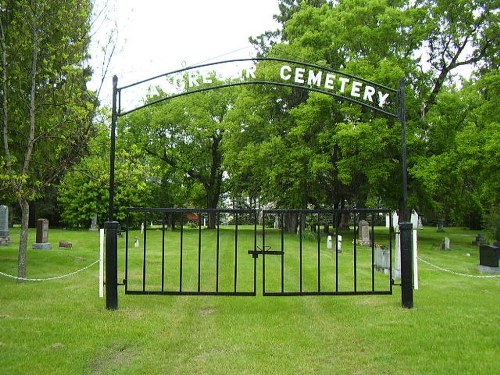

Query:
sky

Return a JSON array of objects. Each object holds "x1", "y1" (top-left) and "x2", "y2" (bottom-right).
[{"x1": 89, "y1": 0, "x2": 280, "y2": 108}]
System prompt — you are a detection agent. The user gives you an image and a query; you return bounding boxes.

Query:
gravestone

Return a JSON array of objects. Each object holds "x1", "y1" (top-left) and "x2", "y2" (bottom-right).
[
  {"x1": 32, "y1": 218, "x2": 52, "y2": 249},
  {"x1": 472, "y1": 234, "x2": 486, "y2": 246},
  {"x1": 358, "y1": 220, "x2": 370, "y2": 246},
  {"x1": 327, "y1": 235, "x2": 332, "y2": 250},
  {"x1": 0, "y1": 205, "x2": 10, "y2": 245},
  {"x1": 89, "y1": 214, "x2": 99, "y2": 231},
  {"x1": 440, "y1": 237, "x2": 451, "y2": 250},
  {"x1": 375, "y1": 245, "x2": 390, "y2": 273},
  {"x1": 479, "y1": 244, "x2": 499, "y2": 267}
]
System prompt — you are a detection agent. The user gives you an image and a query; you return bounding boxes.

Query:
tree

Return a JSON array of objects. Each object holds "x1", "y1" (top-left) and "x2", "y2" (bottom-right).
[
  {"x1": 233, "y1": 0, "x2": 498, "y2": 225},
  {"x1": 123, "y1": 75, "x2": 240, "y2": 228},
  {"x1": 411, "y1": 69, "x2": 500, "y2": 227},
  {"x1": 58, "y1": 121, "x2": 154, "y2": 228},
  {"x1": 0, "y1": 0, "x2": 96, "y2": 278}
]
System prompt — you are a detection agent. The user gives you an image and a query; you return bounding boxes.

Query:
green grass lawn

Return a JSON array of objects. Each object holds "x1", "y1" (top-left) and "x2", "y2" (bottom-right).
[{"x1": 0, "y1": 226, "x2": 499, "y2": 374}]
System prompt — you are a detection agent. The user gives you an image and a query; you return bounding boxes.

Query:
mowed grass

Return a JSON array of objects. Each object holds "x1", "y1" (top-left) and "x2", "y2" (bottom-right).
[{"x1": 0, "y1": 226, "x2": 499, "y2": 374}]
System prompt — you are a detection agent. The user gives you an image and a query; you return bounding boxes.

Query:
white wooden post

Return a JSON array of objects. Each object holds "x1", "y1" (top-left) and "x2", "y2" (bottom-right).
[
  {"x1": 392, "y1": 212, "x2": 401, "y2": 280},
  {"x1": 411, "y1": 211, "x2": 419, "y2": 290},
  {"x1": 99, "y1": 228, "x2": 104, "y2": 298}
]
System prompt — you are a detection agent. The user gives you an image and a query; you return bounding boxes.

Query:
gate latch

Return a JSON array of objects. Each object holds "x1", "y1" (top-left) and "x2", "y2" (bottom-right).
[{"x1": 248, "y1": 245, "x2": 284, "y2": 259}]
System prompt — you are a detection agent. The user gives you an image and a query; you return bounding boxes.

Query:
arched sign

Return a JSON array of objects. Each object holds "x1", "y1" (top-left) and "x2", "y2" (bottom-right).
[
  {"x1": 114, "y1": 57, "x2": 399, "y2": 119},
  {"x1": 106, "y1": 57, "x2": 413, "y2": 310}
]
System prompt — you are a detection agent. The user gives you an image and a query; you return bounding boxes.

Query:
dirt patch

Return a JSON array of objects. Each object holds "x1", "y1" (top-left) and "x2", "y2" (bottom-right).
[
  {"x1": 199, "y1": 306, "x2": 216, "y2": 317},
  {"x1": 84, "y1": 342, "x2": 137, "y2": 375}
]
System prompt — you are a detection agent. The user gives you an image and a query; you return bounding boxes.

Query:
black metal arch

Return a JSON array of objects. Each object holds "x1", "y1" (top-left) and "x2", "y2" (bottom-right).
[
  {"x1": 114, "y1": 57, "x2": 400, "y2": 119},
  {"x1": 106, "y1": 57, "x2": 413, "y2": 310}
]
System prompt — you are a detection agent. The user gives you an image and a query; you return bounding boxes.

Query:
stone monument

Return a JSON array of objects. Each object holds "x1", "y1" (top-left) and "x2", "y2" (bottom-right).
[
  {"x1": 0, "y1": 205, "x2": 10, "y2": 245},
  {"x1": 89, "y1": 214, "x2": 99, "y2": 231},
  {"x1": 358, "y1": 220, "x2": 370, "y2": 246},
  {"x1": 32, "y1": 218, "x2": 52, "y2": 249}
]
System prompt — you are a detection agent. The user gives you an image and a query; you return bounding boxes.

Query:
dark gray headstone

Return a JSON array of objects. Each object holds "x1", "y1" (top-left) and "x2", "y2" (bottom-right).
[
  {"x1": 479, "y1": 244, "x2": 500, "y2": 268},
  {"x1": 33, "y1": 218, "x2": 51, "y2": 250},
  {"x1": 0, "y1": 205, "x2": 8, "y2": 236}
]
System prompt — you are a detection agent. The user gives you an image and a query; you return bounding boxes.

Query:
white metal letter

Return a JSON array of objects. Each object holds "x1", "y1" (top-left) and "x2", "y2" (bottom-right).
[
  {"x1": 324, "y1": 73, "x2": 335, "y2": 90},
  {"x1": 363, "y1": 85, "x2": 376, "y2": 102},
  {"x1": 378, "y1": 91, "x2": 390, "y2": 107},
  {"x1": 245, "y1": 65, "x2": 256, "y2": 79},
  {"x1": 294, "y1": 67, "x2": 305, "y2": 84},
  {"x1": 351, "y1": 81, "x2": 362, "y2": 97},
  {"x1": 307, "y1": 70, "x2": 322, "y2": 87},
  {"x1": 280, "y1": 65, "x2": 292, "y2": 80},
  {"x1": 189, "y1": 73, "x2": 199, "y2": 87},
  {"x1": 339, "y1": 77, "x2": 349, "y2": 93}
]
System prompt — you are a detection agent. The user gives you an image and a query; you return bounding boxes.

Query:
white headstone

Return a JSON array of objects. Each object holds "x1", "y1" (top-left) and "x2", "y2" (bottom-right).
[
  {"x1": 337, "y1": 235, "x2": 343, "y2": 252},
  {"x1": 89, "y1": 214, "x2": 99, "y2": 231},
  {"x1": 443, "y1": 237, "x2": 451, "y2": 250},
  {"x1": 327, "y1": 235, "x2": 332, "y2": 250}
]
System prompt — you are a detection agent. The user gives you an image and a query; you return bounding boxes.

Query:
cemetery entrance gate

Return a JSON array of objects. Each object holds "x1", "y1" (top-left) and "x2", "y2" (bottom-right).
[
  {"x1": 106, "y1": 57, "x2": 413, "y2": 309},
  {"x1": 123, "y1": 208, "x2": 394, "y2": 297}
]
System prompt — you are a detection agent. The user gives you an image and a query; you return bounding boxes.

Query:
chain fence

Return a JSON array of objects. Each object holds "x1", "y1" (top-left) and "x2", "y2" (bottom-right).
[
  {"x1": 0, "y1": 260, "x2": 100, "y2": 282},
  {"x1": 418, "y1": 257, "x2": 500, "y2": 279}
]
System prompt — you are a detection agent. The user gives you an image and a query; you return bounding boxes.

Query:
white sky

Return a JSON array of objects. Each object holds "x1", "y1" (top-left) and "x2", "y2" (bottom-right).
[{"x1": 89, "y1": 0, "x2": 280, "y2": 108}]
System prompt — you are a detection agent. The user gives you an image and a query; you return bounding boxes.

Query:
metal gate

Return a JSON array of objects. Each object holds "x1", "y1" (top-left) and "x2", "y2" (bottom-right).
[{"x1": 123, "y1": 208, "x2": 393, "y2": 297}]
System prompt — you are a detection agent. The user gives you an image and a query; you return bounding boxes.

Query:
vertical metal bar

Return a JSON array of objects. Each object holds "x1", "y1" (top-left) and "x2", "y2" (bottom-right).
[
  {"x1": 335, "y1": 211, "x2": 339, "y2": 293},
  {"x1": 253, "y1": 210, "x2": 257, "y2": 295},
  {"x1": 280, "y1": 213, "x2": 284, "y2": 293},
  {"x1": 124, "y1": 212, "x2": 129, "y2": 294},
  {"x1": 179, "y1": 214, "x2": 184, "y2": 292},
  {"x1": 108, "y1": 76, "x2": 118, "y2": 222},
  {"x1": 353, "y1": 213, "x2": 357, "y2": 293},
  {"x1": 216, "y1": 211, "x2": 220, "y2": 293},
  {"x1": 262, "y1": 212, "x2": 266, "y2": 294},
  {"x1": 371, "y1": 213, "x2": 375, "y2": 292},
  {"x1": 161, "y1": 212, "x2": 166, "y2": 292},
  {"x1": 234, "y1": 211, "x2": 238, "y2": 293},
  {"x1": 197, "y1": 212, "x2": 202, "y2": 293},
  {"x1": 299, "y1": 211, "x2": 303, "y2": 293},
  {"x1": 142, "y1": 212, "x2": 147, "y2": 292},
  {"x1": 389, "y1": 212, "x2": 393, "y2": 293},
  {"x1": 317, "y1": 212, "x2": 321, "y2": 293},
  {"x1": 105, "y1": 221, "x2": 119, "y2": 310}
]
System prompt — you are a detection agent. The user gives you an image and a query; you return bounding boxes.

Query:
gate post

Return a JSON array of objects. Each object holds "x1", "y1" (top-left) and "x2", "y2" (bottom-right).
[
  {"x1": 399, "y1": 79, "x2": 414, "y2": 308},
  {"x1": 400, "y1": 222, "x2": 413, "y2": 308},
  {"x1": 105, "y1": 221, "x2": 120, "y2": 310}
]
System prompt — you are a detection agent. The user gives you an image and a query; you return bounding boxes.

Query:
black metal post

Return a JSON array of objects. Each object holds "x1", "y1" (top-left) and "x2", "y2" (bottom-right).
[
  {"x1": 105, "y1": 221, "x2": 119, "y2": 310},
  {"x1": 400, "y1": 222, "x2": 413, "y2": 308},
  {"x1": 109, "y1": 75, "x2": 118, "y2": 222},
  {"x1": 399, "y1": 79, "x2": 414, "y2": 308}
]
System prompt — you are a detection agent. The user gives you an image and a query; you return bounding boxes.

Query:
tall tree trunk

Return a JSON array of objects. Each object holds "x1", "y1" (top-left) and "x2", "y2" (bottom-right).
[{"x1": 16, "y1": 3, "x2": 39, "y2": 279}]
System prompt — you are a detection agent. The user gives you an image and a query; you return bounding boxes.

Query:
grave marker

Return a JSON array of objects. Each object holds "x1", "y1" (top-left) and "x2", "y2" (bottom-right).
[
  {"x1": 358, "y1": 220, "x2": 370, "y2": 246},
  {"x1": 90, "y1": 214, "x2": 99, "y2": 231},
  {"x1": 0, "y1": 205, "x2": 10, "y2": 245},
  {"x1": 32, "y1": 218, "x2": 52, "y2": 249}
]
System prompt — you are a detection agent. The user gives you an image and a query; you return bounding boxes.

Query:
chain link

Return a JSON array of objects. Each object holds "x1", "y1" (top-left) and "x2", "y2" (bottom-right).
[
  {"x1": 0, "y1": 260, "x2": 100, "y2": 282},
  {"x1": 418, "y1": 257, "x2": 500, "y2": 278}
]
